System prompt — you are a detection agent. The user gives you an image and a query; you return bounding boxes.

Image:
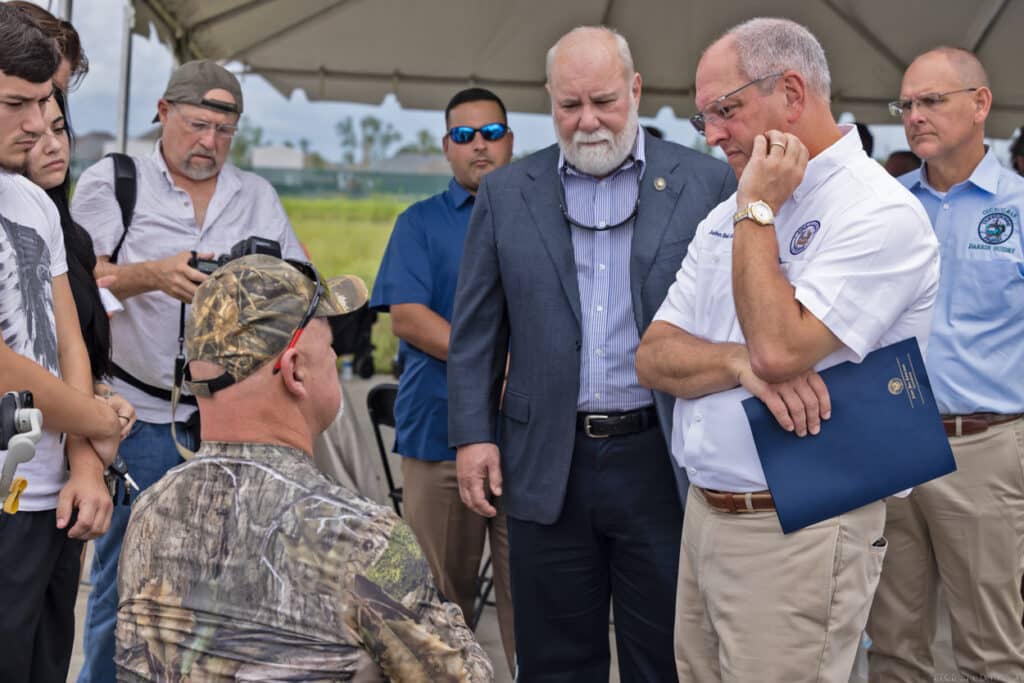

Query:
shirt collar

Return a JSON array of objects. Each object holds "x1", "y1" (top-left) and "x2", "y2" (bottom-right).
[
  {"x1": 557, "y1": 127, "x2": 646, "y2": 180},
  {"x1": 913, "y1": 146, "x2": 1001, "y2": 197},
  {"x1": 446, "y1": 177, "x2": 474, "y2": 208},
  {"x1": 791, "y1": 123, "x2": 861, "y2": 204},
  {"x1": 152, "y1": 140, "x2": 176, "y2": 190}
]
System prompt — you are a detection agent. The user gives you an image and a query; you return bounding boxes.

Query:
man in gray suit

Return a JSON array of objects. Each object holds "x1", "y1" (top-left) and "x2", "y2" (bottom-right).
[{"x1": 447, "y1": 26, "x2": 735, "y2": 682}]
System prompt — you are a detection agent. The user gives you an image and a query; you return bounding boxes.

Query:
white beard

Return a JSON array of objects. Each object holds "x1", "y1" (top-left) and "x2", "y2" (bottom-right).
[{"x1": 557, "y1": 99, "x2": 640, "y2": 177}]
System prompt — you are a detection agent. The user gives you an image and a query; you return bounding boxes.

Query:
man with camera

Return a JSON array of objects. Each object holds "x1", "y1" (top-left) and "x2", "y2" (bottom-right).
[{"x1": 71, "y1": 59, "x2": 303, "y2": 682}]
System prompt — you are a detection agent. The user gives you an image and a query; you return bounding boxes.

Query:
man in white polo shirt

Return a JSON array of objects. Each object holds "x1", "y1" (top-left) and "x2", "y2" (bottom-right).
[
  {"x1": 71, "y1": 60, "x2": 303, "y2": 682},
  {"x1": 636, "y1": 18, "x2": 940, "y2": 681}
]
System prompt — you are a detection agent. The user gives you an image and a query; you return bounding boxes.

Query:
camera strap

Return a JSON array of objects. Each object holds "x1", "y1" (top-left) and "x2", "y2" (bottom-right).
[
  {"x1": 169, "y1": 301, "x2": 197, "y2": 461},
  {"x1": 174, "y1": 301, "x2": 187, "y2": 392},
  {"x1": 110, "y1": 304, "x2": 194, "y2": 408}
]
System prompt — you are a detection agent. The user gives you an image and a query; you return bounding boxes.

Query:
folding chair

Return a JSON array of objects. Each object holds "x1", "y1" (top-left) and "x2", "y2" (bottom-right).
[
  {"x1": 366, "y1": 383, "x2": 402, "y2": 515},
  {"x1": 471, "y1": 557, "x2": 495, "y2": 629},
  {"x1": 365, "y1": 381, "x2": 495, "y2": 629}
]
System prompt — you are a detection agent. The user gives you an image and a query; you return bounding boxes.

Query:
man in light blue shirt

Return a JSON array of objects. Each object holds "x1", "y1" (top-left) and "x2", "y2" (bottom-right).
[{"x1": 867, "y1": 47, "x2": 1024, "y2": 682}]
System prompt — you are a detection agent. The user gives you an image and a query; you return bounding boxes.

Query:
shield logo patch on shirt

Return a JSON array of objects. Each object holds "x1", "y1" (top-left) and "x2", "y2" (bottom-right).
[
  {"x1": 789, "y1": 220, "x2": 821, "y2": 255},
  {"x1": 977, "y1": 211, "x2": 1014, "y2": 245}
]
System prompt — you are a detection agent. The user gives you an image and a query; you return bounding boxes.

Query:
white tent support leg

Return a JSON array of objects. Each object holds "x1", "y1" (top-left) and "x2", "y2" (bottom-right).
[
  {"x1": 51, "y1": 0, "x2": 72, "y2": 20},
  {"x1": 117, "y1": 0, "x2": 135, "y2": 154}
]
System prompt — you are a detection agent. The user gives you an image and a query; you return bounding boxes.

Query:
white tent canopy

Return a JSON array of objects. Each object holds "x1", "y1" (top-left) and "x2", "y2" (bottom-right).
[{"x1": 130, "y1": 0, "x2": 1024, "y2": 137}]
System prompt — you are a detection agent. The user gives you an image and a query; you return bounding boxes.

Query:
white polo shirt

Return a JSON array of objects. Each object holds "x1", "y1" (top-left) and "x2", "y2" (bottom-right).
[
  {"x1": 72, "y1": 144, "x2": 304, "y2": 423},
  {"x1": 654, "y1": 125, "x2": 940, "y2": 492}
]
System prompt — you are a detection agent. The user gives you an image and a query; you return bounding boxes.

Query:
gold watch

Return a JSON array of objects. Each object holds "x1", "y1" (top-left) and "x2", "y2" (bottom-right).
[{"x1": 733, "y1": 200, "x2": 775, "y2": 226}]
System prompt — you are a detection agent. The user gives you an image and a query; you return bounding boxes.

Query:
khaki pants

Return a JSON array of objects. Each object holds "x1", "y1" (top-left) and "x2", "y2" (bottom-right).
[
  {"x1": 401, "y1": 457, "x2": 515, "y2": 673},
  {"x1": 675, "y1": 486, "x2": 887, "y2": 682},
  {"x1": 867, "y1": 418, "x2": 1024, "y2": 682}
]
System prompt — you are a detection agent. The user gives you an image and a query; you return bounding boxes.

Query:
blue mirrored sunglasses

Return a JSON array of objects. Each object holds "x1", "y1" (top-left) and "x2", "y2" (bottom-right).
[{"x1": 447, "y1": 122, "x2": 509, "y2": 144}]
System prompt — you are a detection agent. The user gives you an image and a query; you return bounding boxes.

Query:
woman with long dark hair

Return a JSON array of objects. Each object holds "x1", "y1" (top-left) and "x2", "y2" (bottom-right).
[{"x1": 25, "y1": 88, "x2": 113, "y2": 382}]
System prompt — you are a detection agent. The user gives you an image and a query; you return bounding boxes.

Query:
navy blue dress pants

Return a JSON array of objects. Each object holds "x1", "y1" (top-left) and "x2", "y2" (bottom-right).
[{"x1": 507, "y1": 424, "x2": 682, "y2": 682}]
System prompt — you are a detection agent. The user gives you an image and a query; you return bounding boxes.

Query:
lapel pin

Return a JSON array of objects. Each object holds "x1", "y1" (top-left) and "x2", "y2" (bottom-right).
[{"x1": 654, "y1": 177, "x2": 666, "y2": 191}]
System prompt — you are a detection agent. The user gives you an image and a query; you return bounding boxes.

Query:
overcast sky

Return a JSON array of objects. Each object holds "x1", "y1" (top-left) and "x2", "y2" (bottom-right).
[{"x1": 37, "y1": 0, "x2": 1011, "y2": 166}]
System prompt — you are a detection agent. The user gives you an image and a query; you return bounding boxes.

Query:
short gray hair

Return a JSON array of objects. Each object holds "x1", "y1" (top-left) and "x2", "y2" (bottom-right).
[
  {"x1": 545, "y1": 26, "x2": 635, "y2": 84},
  {"x1": 725, "y1": 18, "x2": 831, "y2": 99}
]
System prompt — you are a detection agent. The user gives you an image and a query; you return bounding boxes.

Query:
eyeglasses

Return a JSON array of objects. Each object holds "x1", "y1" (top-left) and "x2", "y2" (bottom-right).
[
  {"x1": 689, "y1": 72, "x2": 783, "y2": 135},
  {"x1": 172, "y1": 106, "x2": 238, "y2": 139},
  {"x1": 447, "y1": 122, "x2": 509, "y2": 144},
  {"x1": 272, "y1": 260, "x2": 325, "y2": 374},
  {"x1": 887, "y1": 88, "x2": 979, "y2": 118}
]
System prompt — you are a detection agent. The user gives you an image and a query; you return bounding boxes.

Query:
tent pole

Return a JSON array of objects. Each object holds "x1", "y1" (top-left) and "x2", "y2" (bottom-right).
[
  {"x1": 52, "y1": 0, "x2": 71, "y2": 20},
  {"x1": 116, "y1": 0, "x2": 135, "y2": 154}
]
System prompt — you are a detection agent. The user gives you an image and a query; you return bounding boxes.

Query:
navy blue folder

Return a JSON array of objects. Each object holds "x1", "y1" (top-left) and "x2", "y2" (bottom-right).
[{"x1": 742, "y1": 338, "x2": 956, "y2": 534}]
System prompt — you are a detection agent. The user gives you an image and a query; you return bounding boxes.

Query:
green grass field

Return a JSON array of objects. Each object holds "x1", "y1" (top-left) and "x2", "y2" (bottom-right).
[{"x1": 282, "y1": 195, "x2": 414, "y2": 374}]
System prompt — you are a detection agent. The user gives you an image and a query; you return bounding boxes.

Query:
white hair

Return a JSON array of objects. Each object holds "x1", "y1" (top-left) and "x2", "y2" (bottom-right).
[
  {"x1": 545, "y1": 26, "x2": 635, "y2": 84},
  {"x1": 725, "y1": 17, "x2": 831, "y2": 99}
]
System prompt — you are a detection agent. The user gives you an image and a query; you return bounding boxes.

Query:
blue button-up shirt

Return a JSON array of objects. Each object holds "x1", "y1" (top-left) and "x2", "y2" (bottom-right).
[
  {"x1": 559, "y1": 132, "x2": 653, "y2": 412},
  {"x1": 370, "y1": 179, "x2": 473, "y2": 461},
  {"x1": 902, "y1": 148, "x2": 1024, "y2": 414}
]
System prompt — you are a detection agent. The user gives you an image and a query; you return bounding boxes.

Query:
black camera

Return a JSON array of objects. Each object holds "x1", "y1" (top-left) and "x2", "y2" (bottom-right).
[
  {"x1": 0, "y1": 391, "x2": 33, "y2": 450},
  {"x1": 189, "y1": 237, "x2": 282, "y2": 276}
]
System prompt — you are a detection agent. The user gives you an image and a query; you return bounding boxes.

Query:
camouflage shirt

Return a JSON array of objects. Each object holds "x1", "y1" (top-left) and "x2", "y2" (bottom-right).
[{"x1": 116, "y1": 441, "x2": 493, "y2": 682}]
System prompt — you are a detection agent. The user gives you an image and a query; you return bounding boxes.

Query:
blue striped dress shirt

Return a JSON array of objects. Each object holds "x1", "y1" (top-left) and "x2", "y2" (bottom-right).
[{"x1": 559, "y1": 132, "x2": 654, "y2": 412}]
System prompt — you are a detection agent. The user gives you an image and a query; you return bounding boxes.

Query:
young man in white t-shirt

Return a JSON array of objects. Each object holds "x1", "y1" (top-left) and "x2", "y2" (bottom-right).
[{"x1": 0, "y1": 7, "x2": 128, "y2": 681}]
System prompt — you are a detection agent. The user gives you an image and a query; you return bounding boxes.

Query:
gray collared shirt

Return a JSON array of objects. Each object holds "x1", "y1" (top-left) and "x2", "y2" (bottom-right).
[
  {"x1": 72, "y1": 143, "x2": 303, "y2": 423},
  {"x1": 559, "y1": 132, "x2": 653, "y2": 412}
]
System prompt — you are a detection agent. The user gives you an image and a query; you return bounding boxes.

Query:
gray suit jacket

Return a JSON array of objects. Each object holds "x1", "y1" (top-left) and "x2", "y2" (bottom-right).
[{"x1": 448, "y1": 132, "x2": 735, "y2": 524}]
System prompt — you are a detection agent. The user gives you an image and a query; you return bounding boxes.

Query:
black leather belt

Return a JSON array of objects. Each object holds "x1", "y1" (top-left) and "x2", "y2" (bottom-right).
[{"x1": 576, "y1": 406, "x2": 658, "y2": 438}]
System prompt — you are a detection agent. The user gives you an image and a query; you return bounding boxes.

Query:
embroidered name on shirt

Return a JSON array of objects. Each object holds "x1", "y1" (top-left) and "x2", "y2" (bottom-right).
[
  {"x1": 968, "y1": 243, "x2": 1016, "y2": 254},
  {"x1": 710, "y1": 229, "x2": 733, "y2": 239}
]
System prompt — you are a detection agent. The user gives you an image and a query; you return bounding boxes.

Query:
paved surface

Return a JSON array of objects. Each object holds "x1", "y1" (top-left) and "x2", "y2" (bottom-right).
[{"x1": 68, "y1": 375, "x2": 956, "y2": 682}]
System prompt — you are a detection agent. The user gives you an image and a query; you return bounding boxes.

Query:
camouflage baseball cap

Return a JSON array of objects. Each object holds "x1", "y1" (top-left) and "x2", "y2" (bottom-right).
[
  {"x1": 153, "y1": 59, "x2": 243, "y2": 123},
  {"x1": 185, "y1": 255, "x2": 367, "y2": 396}
]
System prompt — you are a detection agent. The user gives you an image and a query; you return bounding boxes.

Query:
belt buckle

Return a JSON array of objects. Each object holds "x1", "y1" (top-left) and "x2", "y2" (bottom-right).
[{"x1": 584, "y1": 414, "x2": 609, "y2": 439}]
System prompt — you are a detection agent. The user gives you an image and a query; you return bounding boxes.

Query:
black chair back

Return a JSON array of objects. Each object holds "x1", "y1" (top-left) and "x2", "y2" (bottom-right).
[{"x1": 366, "y1": 383, "x2": 402, "y2": 515}]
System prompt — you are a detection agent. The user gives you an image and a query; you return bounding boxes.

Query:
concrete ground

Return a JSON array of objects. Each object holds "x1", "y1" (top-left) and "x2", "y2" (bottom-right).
[{"x1": 69, "y1": 375, "x2": 956, "y2": 682}]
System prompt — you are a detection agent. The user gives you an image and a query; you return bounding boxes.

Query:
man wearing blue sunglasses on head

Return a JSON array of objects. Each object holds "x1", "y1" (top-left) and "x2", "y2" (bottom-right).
[{"x1": 369, "y1": 87, "x2": 516, "y2": 674}]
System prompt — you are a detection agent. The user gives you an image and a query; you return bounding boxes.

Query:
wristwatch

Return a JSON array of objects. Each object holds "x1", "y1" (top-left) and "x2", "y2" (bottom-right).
[{"x1": 733, "y1": 200, "x2": 775, "y2": 226}]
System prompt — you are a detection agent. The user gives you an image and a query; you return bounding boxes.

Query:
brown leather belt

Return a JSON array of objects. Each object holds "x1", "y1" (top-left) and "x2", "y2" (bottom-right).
[
  {"x1": 697, "y1": 486, "x2": 775, "y2": 513},
  {"x1": 941, "y1": 412, "x2": 1023, "y2": 438}
]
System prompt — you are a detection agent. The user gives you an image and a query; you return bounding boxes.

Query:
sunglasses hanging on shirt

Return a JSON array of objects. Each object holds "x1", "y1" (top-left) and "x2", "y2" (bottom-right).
[{"x1": 560, "y1": 182, "x2": 640, "y2": 231}]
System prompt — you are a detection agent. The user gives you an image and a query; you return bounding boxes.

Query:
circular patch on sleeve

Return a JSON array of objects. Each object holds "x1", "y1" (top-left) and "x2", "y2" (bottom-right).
[{"x1": 789, "y1": 220, "x2": 821, "y2": 255}]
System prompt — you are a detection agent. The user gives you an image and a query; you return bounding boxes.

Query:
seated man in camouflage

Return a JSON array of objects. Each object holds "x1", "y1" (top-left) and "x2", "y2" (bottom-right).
[{"x1": 115, "y1": 255, "x2": 492, "y2": 682}]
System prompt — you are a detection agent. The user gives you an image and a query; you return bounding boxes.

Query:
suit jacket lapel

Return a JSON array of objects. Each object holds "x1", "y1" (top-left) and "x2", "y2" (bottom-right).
[
  {"x1": 523, "y1": 150, "x2": 582, "y2": 327},
  {"x1": 630, "y1": 139, "x2": 687, "y2": 330}
]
